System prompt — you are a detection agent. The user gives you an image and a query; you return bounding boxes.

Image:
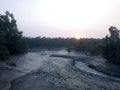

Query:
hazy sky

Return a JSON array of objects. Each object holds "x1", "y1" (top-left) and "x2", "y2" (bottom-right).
[{"x1": 0, "y1": 0, "x2": 120, "y2": 38}]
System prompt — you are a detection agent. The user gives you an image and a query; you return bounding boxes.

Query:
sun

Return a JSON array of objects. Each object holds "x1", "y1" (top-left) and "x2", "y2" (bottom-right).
[{"x1": 75, "y1": 35, "x2": 81, "y2": 40}]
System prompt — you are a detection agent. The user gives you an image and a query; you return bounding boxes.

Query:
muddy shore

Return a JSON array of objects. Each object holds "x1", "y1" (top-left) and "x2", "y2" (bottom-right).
[{"x1": 0, "y1": 50, "x2": 120, "y2": 90}]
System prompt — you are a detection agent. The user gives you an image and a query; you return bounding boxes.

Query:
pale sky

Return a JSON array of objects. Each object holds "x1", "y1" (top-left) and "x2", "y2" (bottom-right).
[{"x1": 0, "y1": 0, "x2": 120, "y2": 38}]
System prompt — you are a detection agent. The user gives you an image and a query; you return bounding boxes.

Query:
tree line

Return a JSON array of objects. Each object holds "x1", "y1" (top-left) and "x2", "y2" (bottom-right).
[
  {"x1": 24, "y1": 37, "x2": 79, "y2": 49},
  {"x1": 25, "y1": 36, "x2": 103, "y2": 55}
]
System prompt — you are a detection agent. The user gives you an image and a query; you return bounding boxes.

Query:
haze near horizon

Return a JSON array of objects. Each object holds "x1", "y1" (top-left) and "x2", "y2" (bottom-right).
[{"x1": 0, "y1": 0, "x2": 120, "y2": 38}]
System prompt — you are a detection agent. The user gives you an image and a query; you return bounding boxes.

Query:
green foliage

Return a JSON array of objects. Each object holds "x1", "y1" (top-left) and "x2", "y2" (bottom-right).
[
  {"x1": 75, "y1": 38, "x2": 103, "y2": 55},
  {"x1": 0, "y1": 11, "x2": 27, "y2": 59},
  {"x1": 103, "y1": 26, "x2": 120, "y2": 64},
  {"x1": 0, "y1": 45, "x2": 9, "y2": 59},
  {"x1": 25, "y1": 37, "x2": 78, "y2": 49}
]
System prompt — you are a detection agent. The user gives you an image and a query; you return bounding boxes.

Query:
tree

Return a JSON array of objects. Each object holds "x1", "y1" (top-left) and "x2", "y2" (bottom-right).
[
  {"x1": 0, "y1": 11, "x2": 27, "y2": 58},
  {"x1": 103, "y1": 26, "x2": 120, "y2": 64}
]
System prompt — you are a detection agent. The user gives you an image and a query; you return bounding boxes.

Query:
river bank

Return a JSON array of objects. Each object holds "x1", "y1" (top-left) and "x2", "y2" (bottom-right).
[
  {"x1": 51, "y1": 54, "x2": 120, "y2": 80},
  {"x1": 88, "y1": 58, "x2": 120, "y2": 77},
  {"x1": 0, "y1": 50, "x2": 120, "y2": 90}
]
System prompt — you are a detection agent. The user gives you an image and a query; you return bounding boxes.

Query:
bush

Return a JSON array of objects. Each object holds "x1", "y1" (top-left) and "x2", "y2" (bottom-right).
[{"x1": 0, "y1": 45, "x2": 9, "y2": 59}]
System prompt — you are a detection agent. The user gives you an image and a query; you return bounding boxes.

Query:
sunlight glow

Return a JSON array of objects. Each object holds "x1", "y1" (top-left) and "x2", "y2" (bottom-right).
[{"x1": 75, "y1": 35, "x2": 81, "y2": 40}]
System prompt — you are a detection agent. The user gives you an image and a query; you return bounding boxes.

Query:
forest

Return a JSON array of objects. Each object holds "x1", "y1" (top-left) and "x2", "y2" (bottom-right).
[
  {"x1": 25, "y1": 37, "x2": 103, "y2": 55},
  {"x1": 24, "y1": 37, "x2": 79, "y2": 49}
]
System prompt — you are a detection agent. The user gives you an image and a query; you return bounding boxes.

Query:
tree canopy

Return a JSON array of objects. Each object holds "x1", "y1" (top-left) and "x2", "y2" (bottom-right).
[
  {"x1": 103, "y1": 26, "x2": 120, "y2": 64},
  {"x1": 75, "y1": 38, "x2": 103, "y2": 55},
  {"x1": 0, "y1": 11, "x2": 27, "y2": 59},
  {"x1": 25, "y1": 37, "x2": 78, "y2": 49}
]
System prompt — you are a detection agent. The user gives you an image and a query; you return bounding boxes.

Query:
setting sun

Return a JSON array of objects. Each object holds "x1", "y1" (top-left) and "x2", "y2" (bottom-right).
[{"x1": 75, "y1": 35, "x2": 81, "y2": 40}]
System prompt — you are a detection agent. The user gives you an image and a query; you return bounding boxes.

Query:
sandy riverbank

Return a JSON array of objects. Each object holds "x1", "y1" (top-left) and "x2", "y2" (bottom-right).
[
  {"x1": 0, "y1": 51, "x2": 120, "y2": 90},
  {"x1": 51, "y1": 54, "x2": 120, "y2": 80}
]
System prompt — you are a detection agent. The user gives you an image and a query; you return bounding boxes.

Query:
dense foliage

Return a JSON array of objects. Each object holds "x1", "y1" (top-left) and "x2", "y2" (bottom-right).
[
  {"x1": 0, "y1": 11, "x2": 27, "y2": 59},
  {"x1": 103, "y1": 26, "x2": 120, "y2": 64},
  {"x1": 25, "y1": 36, "x2": 103, "y2": 55},
  {"x1": 75, "y1": 38, "x2": 103, "y2": 55},
  {"x1": 25, "y1": 37, "x2": 79, "y2": 49}
]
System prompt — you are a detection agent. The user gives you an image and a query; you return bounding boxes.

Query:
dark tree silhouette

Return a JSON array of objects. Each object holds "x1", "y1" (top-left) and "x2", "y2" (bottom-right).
[
  {"x1": 25, "y1": 37, "x2": 78, "y2": 49},
  {"x1": 0, "y1": 11, "x2": 27, "y2": 58},
  {"x1": 103, "y1": 26, "x2": 120, "y2": 64},
  {"x1": 75, "y1": 38, "x2": 103, "y2": 55}
]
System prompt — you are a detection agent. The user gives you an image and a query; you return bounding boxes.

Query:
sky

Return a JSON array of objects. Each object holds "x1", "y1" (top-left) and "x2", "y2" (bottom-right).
[{"x1": 0, "y1": 0, "x2": 120, "y2": 38}]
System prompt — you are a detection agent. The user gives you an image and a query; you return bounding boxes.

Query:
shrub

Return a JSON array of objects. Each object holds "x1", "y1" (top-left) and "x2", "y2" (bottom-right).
[{"x1": 0, "y1": 45, "x2": 9, "y2": 59}]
